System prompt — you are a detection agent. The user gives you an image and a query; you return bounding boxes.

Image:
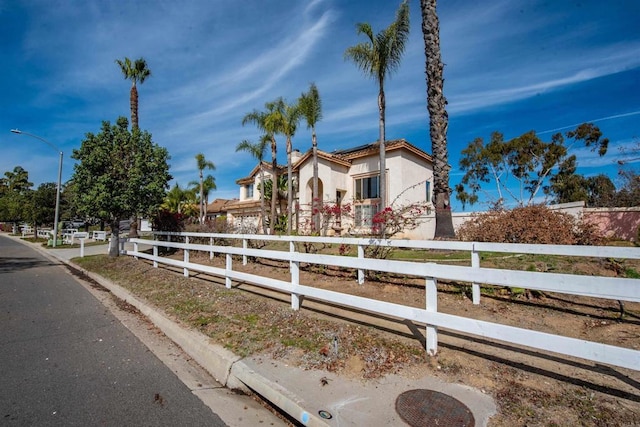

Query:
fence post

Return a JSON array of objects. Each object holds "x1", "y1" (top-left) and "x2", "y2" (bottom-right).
[
  {"x1": 133, "y1": 241, "x2": 138, "y2": 260},
  {"x1": 210, "y1": 236, "x2": 214, "y2": 260},
  {"x1": 225, "y1": 253, "x2": 232, "y2": 288},
  {"x1": 425, "y1": 276, "x2": 438, "y2": 356},
  {"x1": 357, "y1": 244, "x2": 365, "y2": 285},
  {"x1": 183, "y1": 247, "x2": 190, "y2": 277},
  {"x1": 119, "y1": 237, "x2": 125, "y2": 255},
  {"x1": 153, "y1": 244, "x2": 158, "y2": 268},
  {"x1": 289, "y1": 240, "x2": 295, "y2": 271},
  {"x1": 242, "y1": 239, "x2": 248, "y2": 266},
  {"x1": 291, "y1": 256, "x2": 301, "y2": 310},
  {"x1": 80, "y1": 239, "x2": 85, "y2": 258},
  {"x1": 471, "y1": 243, "x2": 480, "y2": 304}
]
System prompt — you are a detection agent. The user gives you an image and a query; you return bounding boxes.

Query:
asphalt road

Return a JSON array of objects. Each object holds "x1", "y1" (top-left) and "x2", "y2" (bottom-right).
[{"x1": 0, "y1": 235, "x2": 228, "y2": 426}]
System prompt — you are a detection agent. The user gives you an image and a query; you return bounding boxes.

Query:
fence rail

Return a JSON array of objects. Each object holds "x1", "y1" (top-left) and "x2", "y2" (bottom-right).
[{"x1": 123, "y1": 232, "x2": 640, "y2": 371}]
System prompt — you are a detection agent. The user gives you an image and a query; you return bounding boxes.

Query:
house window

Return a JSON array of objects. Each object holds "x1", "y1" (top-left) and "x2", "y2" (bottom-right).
[
  {"x1": 355, "y1": 203, "x2": 379, "y2": 227},
  {"x1": 425, "y1": 181, "x2": 431, "y2": 203},
  {"x1": 355, "y1": 175, "x2": 380, "y2": 200},
  {"x1": 245, "y1": 184, "x2": 254, "y2": 199},
  {"x1": 354, "y1": 174, "x2": 380, "y2": 227}
]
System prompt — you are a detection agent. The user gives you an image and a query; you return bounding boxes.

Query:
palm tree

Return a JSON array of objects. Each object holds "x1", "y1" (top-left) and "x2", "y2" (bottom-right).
[
  {"x1": 201, "y1": 175, "x2": 217, "y2": 219},
  {"x1": 242, "y1": 100, "x2": 285, "y2": 235},
  {"x1": 276, "y1": 99, "x2": 301, "y2": 234},
  {"x1": 194, "y1": 153, "x2": 216, "y2": 224},
  {"x1": 299, "y1": 83, "x2": 323, "y2": 232},
  {"x1": 188, "y1": 174, "x2": 216, "y2": 221},
  {"x1": 162, "y1": 183, "x2": 190, "y2": 214},
  {"x1": 236, "y1": 136, "x2": 269, "y2": 233},
  {"x1": 420, "y1": 0, "x2": 454, "y2": 237},
  {"x1": 115, "y1": 57, "x2": 151, "y2": 130},
  {"x1": 344, "y1": 0, "x2": 410, "y2": 209}
]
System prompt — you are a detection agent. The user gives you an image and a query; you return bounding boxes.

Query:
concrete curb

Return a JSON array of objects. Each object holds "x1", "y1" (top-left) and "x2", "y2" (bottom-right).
[
  {"x1": 72, "y1": 262, "x2": 329, "y2": 427},
  {"x1": 229, "y1": 362, "x2": 329, "y2": 427}
]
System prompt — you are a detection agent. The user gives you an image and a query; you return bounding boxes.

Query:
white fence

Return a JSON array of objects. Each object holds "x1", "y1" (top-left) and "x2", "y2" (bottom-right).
[{"x1": 124, "y1": 232, "x2": 640, "y2": 371}]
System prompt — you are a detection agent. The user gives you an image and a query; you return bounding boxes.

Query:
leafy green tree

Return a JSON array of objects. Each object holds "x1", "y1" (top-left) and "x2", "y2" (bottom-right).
[
  {"x1": 71, "y1": 117, "x2": 171, "y2": 256},
  {"x1": 345, "y1": 0, "x2": 410, "y2": 210},
  {"x1": 616, "y1": 169, "x2": 640, "y2": 207},
  {"x1": 298, "y1": 83, "x2": 323, "y2": 232},
  {"x1": 420, "y1": 0, "x2": 454, "y2": 238},
  {"x1": 236, "y1": 136, "x2": 269, "y2": 233},
  {"x1": 547, "y1": 153, "x2": 617, "y2": 207},
  {"x1": 27, "y1": 182, "x2": 57, "y2": 236},
  {"x1": 456, "y1": 123, "x2": 609, "y2": 209},
  {"x1": 115, "y1": 57, "x2": 151, "y2": 130},
  {"x1": 194, "y1": 153, "x2": 215, "y2": 224},
  {"x1": 0, "y1": 166, "x2": 33, "y2": 226},
  {"x1": 0, "y1": 166, "x2": 33, "y2": 194}
]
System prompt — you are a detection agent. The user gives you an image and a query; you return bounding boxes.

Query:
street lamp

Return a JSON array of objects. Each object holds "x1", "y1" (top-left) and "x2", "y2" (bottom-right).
[{"x1": 10, "y1": 129, "x2": 63, "y2": 247}]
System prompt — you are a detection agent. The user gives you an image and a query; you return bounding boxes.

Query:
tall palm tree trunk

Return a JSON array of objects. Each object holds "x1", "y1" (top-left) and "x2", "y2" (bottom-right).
[
  {"x1": 378, "y1": 89, "x2": 386, "y2": 209},
  {"x1": 130, "y1": 84, "x2": 139, "y2": 130},
  {"x1": 270, "y1": 138, "x2": 278, "y2": 235},
  {"x1": 259, "y1": 166, "x2": 268, "y2": 234},
  {"x1": 286, "y1": 137, "x2": 293, "y2": 234},
  {"x1": 421, "y1": 0, "x2": 455, "y2": 238},
  {"x1": 199, "y1": 170, "x2": 204, "y2": 224},
  {"x1": 312, "y1": 130, "x2": 320, "y2": 231}
]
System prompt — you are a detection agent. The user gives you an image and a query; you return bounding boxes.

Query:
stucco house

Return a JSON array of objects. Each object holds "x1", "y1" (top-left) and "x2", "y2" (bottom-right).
[
  {"x1": 226, "y1": 139, "x2": 436, "y2": 239},
  {"x1": 205, "y1": 198, "x2": 236, "y2": 221}
]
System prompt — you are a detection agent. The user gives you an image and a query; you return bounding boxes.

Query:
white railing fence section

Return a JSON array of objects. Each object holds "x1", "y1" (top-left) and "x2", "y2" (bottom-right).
[{"x1": 122, "y1": 232, "x2": 640, "y2": 371}]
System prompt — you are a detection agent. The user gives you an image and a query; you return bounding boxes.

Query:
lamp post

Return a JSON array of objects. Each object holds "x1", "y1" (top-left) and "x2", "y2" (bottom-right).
[{"x1": 10, "y1": 129, "x2": 63, "y2": 247}]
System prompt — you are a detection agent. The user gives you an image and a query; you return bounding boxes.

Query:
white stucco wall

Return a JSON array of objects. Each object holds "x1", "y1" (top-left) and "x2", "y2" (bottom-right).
[{"x1": 386, "y1": 150, "x2": 433, "y2": 207}]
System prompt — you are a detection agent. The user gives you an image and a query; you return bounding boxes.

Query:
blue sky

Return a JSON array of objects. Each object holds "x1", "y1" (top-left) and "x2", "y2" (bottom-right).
[{"x1": 1, "y1": 0, "x2": 639, "y2": 211}]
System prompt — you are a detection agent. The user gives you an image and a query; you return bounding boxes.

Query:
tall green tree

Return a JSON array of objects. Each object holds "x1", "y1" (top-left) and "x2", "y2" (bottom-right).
[
  {"x1": 236, "y1": 136, "x2": 269, "y2": 233},
  {"x1": 1, "y1": 166, "x2": 33, "y2": 194},
  {"x1": 115, "y1": 57, "x2": 151, "y2": 130},
  {"x1": 71, "y1": 117, "x2": 171, "y2": 257},
  {"x1": 242, "y1": 100, "x2": 286, "y2": 234},
  {"x1": 194, "y1": 153, "x2": 215, "y2": 224},
  {"x1": 0, "y1": 166, "x2": 33, "y2": 226},
  {"x1": 344, "y1": 0, "x2": 410, "y2": 210},
  {"x1": 299, "y1": 83, "x2": 323, "y2": 232},
  {"x1": 421, "y1": 0, "x2": 454, "y2": 237},
  {"x1": 456, "y1": 123, "x2": 609, "y2": 209},
  {"x1": 27, "y1": 182, "x2": 57, "y2": 236}
]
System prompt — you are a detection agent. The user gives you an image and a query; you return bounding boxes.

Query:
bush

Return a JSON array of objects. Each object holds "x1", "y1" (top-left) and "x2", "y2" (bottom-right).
[
  {"x1": 152, "y1": 209, "x2": 185, "y2": 233},
  {"x1": 456, "y1": 205, "x2": 603, "y2": 245}
]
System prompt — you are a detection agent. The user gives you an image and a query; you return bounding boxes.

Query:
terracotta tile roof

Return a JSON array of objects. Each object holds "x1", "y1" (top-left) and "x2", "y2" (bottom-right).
[
  {"x1": 333, "y1": 139, "x2": 433, "y2": 162},
  {"x1": 205, "y1": 198, "x2": 237, "y2": 213}
]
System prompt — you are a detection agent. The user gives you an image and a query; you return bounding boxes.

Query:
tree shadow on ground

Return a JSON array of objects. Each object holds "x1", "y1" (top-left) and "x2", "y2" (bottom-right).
[{"x1": 0, "y1": 256, "x2": 55, "y2": 273}]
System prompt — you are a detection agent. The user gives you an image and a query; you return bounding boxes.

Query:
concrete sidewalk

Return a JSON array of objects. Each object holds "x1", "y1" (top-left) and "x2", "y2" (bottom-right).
[{"x1": 13, "y1": 235, "x2": 497, "y2": 426}]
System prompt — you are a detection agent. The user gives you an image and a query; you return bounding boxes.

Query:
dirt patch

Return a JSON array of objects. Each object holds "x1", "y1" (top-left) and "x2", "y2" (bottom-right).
[{"x1": 75, "y1": 251, "x2": 640, "y2": 427}]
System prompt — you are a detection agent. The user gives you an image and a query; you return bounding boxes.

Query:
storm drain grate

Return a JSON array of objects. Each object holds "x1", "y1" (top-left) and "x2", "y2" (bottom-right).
[{"x1": 395, "y1": 389, "x2": 475, "y2": 427}]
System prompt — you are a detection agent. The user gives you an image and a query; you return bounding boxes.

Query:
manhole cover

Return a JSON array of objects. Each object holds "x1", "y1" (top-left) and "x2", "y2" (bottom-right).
[{"x1": 395, "y1": 389, "x2": 475, "y2": 427}]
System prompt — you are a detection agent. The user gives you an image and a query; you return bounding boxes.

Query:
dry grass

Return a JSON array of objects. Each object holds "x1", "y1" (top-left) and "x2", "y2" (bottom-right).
[{"x1": 75, "y1": 251, "x2": 640, "y2": 427}]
